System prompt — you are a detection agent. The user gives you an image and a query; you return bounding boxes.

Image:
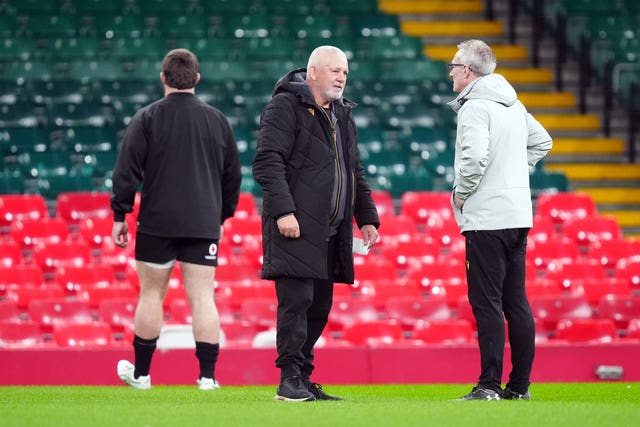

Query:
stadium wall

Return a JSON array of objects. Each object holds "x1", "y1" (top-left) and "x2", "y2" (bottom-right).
[{"x1": 1, "y1": 343, "x2": 639, "y2": 386}]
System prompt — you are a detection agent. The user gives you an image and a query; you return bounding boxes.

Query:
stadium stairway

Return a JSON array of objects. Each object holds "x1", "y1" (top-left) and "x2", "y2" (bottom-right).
[{"x1": 381, "y1": 0, "x2": 640, "y2": 238}]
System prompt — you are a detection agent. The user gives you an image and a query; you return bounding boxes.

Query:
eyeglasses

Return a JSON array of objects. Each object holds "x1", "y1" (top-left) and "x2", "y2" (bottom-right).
[{"x1": 447, "y1": 63, "x2": 466, "y2": 72}]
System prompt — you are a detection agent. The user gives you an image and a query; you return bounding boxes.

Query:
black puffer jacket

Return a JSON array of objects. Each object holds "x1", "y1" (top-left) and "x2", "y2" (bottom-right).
[{"x1": 252, "y1": 68, "x2": 379, "y2": 284}]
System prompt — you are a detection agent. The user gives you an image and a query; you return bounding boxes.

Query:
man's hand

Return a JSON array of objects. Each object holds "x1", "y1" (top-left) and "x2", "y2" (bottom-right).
[
  {"x1": 112, "y1": 221, "x2": 129, "y2": 248},
  {"x1": 277, "y1": 214, "x2": 300, "y2": 239},
  {"x1": 360, "y1": 224, "x2": 379, "y2": 249},
  {"x1": 453, "y1": 194, "x2": 466, "y2": 210}
]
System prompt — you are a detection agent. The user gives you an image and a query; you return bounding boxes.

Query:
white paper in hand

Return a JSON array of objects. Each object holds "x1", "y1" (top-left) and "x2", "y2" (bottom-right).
[{"x1": 352, "y1": 237, "x2": 370, "y2": 255}]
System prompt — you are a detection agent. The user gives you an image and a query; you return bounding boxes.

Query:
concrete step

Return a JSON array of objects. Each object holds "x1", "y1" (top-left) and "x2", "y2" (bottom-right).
[
  {"x1": 577, "y1": 187, "x2": 640, "y2": 205},
  {"x1": 519, "y1": 92, "x2": 576, "y2": 110},
  {"x1": 545, "y1": 163, "x2": 640, "y2": 181},
  {"x1": 400, "y1": 20, "x2": 504, "y2": 38},
  {"x1": 599, "y1": 209, "x2": 640, "y2": 229},
  {"x1": 549, "y1": 137, "x2": 625, "y2": 156},
  {"x1": 380, "y1": 0, "x2": 484, "y2": 15},
  {"x1": 535, "y1": 114, "x2": 601, "y2": 132}
]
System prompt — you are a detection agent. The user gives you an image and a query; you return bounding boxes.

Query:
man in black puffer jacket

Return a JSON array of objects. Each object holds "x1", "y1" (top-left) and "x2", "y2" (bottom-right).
[{"x1": 253, "y1": 45, "x2": 380, "y2": 402}]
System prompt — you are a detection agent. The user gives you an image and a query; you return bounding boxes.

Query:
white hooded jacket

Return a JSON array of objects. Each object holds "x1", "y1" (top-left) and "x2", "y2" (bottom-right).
[{"x1": 447, "y1": 73, "x2": 552, "y2": 232}]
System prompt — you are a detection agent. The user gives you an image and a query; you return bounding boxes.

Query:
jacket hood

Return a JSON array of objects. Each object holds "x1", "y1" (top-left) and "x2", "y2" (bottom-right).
[
  {"x1": 272, "y1": 68, "x2": 356, "y2": 108},
  {"x1": 447, "y1": 73, "x2": 517, "y2": 113}
]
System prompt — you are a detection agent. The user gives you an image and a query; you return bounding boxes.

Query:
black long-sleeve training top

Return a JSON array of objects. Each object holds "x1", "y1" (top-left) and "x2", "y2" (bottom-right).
[{"x1": 111, "y1": 92, "x2": 242, "y2": 239}]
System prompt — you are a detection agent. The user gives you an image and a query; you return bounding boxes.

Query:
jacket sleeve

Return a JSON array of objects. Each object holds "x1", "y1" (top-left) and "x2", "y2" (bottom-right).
[
  {"x1": 524, "y1": 108, "x2": 553, "y2": 167},
  {"x1": 110, "y1": 109, "x2": 148, "y2": 222},
  {"x1": 221, "y1": 119, "x2": 242, "y2": 223},
  {"x1": 455, "y1": 103, "x2": 490, "y2": 200},
  {"x1": 252, "y1": 94, "x2": 297, "y2": 218}
]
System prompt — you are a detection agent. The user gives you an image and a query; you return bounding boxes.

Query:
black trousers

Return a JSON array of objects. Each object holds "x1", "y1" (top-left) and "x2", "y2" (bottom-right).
[
  {"x1": 274, "y1": 237, "x2": 337, "y2": 379},
  {"x1": 465, "y1": 228, "x2": 535, "y2": 393}
]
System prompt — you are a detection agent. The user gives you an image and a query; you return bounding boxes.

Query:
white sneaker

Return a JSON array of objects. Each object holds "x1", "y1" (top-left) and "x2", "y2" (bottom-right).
[
  {"x1": 117, "y1": 360, "x2": 151, "y2": 390},
  {"x1": 197, "y1": 377, "x2": 220, "y2": 391}
]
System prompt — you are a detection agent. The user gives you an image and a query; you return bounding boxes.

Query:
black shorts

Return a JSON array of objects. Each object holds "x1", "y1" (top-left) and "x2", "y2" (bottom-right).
[{"x1": 135, "y1": 233, "x2": 219, "y2": 267}]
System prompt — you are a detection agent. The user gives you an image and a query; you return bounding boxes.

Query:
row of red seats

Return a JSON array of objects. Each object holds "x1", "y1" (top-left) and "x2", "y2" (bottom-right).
[{"x1": 2, "y1": 288, "x2": 640, "y2": 346}]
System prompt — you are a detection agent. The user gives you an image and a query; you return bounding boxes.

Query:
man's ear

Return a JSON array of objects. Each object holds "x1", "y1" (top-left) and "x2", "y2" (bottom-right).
[
  {"x1": 160, "y1": 71, "x2": 165, "y2": 84},
  {"x1": 196, "y1": 73, "x2": 201, "y2": 84}
]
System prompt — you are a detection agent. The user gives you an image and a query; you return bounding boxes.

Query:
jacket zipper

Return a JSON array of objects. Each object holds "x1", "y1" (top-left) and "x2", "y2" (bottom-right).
[{"x1": 319, "y1": 107, "x2": 342, "y2": 223}]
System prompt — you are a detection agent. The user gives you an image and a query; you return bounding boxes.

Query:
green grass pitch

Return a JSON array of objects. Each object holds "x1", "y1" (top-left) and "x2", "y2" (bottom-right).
[{"x1": 1, "y1": 383, "x2": 639, "y2": 427}]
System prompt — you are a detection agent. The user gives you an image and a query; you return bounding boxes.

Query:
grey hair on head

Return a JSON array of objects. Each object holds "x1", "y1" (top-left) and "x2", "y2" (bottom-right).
[{"x1": 456, "y1": 40, "x2": 496, "y2": 76}]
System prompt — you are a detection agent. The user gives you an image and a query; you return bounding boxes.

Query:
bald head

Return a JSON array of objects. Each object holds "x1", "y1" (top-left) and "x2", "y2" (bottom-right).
[{"x1": 306, "y1": 45, "x2": 349, "y2": 108}]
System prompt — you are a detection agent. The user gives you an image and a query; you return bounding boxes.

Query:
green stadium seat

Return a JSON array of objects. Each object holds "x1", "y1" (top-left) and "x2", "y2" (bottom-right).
[
  {"x1": 0, "y1": 170, "x2": 26, "y2": 194},
  {"x1": 0, "y1": 39, "x2": 38, "y2": 62},
  {"x1": 223, "y1": 15, "x2": 271, "y2": 38},
  {"x1": 18, "y1": 14, "x2": 79, "y2": 38},
  {"x1": 64, "y1": 60, "x2": 125, "y2": 83},
  {"x1": 53, "y1": 126, "x2": 120, "y2": 154},
  {"x1": 0, "y1": 127, "x2": 50, "y2": 156},
  {"x1": 245, "y1": 38, "x2": 300, "y2": 60},
  {"x1": 279, "y1": 14, "x2": 337, "y2": 39},
  {"x1": 150, "y1": 15, "x2": 208, "y2": 39},
  {"x1": 2, "y1": 61, "x2": 56, "y2": 83},
  {"x1": 134, "y1": 0, "x2": 188, "y2": 15},
  {"x1": 199, "y1": 0, "x2": 257, "y2": 15},
  {"x1": 35, "y1": 172, "x2": 97, "y2": 200},
  {"x1": 199, "y1": 60, "x2": 257, "y2": 83},
  {"x1": 47, "y1": 38, "x2": 106, "y2": 61},
  {"x1": 321, "y1": 0, "x2": 379, "y2": 14},
  {"x1": 357, "y1": 36, "x2": 424, "y2": 60},
  {"x1": 108, "y1": 38, "x2": 168, "y2": 60},
  {"x1": 72, "y1": 0, "x2": 129, "y2": 14},
  {"x1": 48, "y1": 102, "x2": 113, "y2": 127},
  {"x1": 379, "y1": 60, "x2": 447, "y2": 83},
  {"x1": 262, "y1": 0, "x2": 315, "y2": 15},
  {"x1": 13, "y1": 0, "x2": 68, "y2": 14},
  {"x1": 0, "y1": 103, "x2": 43, "y2": 128},
  {"x1": 0, "y1": 15, "x2": 19, "y2": 39},
  {"x1": 349, "y1": 14, "x2": 400, "y2": 38},
  {"x1": 88, "y1": 15, "x2": 148, "y2": 40}
]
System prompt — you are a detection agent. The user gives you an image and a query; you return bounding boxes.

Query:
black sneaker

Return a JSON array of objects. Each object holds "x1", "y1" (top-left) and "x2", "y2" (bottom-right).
[
  {"x1": 458, "y1": 386, "x2": 502, "y2": 401},
  {"x1": 503, "y1": 388, "x2": 531, "y2": 400},
  {"x1": 275, "y1": 376, "x2": 316, "y2": 402},
  {"x1": 308, "y1": 382, "x2": 343, "y2": 401}
]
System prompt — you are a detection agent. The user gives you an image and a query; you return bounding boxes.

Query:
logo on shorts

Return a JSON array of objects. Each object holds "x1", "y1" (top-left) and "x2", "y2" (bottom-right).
[{"x1": 205, "y1": 243, "x2": 218, "y2": 260}]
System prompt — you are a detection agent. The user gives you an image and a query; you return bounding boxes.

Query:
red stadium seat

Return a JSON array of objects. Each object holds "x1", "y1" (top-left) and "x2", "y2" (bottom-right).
[
  {"x1": 573, "y1": 279, "x2": 631, "y2": 305},
  {"x1": 365, "y1": 279, "x2": 423, "y2": 310},
  {"x1": 220, "y1": 280, "x2": 276, "y2": 311},
  {"x1": 98, "y1": 297, "x2": 136, "y2": 331},
  {"x1": 77, "y1": 216, "x2": 118, "y2": 250},
  {"x1": 32, "y1": 241, "x2": 92, "y2": 275},
  {"x1": 0, "y1": 194, "x2": 48, "y2": 230},
  {"x1": 544, "y1": 261, "x2": 608, "y2": 292},
  {"x1": 526, "y1": 240, "x2": 581, "y2": 271},
  {"x1": 400, "y1": 191, "x2": 453, "y2": 227},
  {"x1": 554, "y1": 318, "x2": 617, "y2": 343},
  {"x1": 10, "y1": 217, "x2": 69, "y2": 250},
  {"x1": 220, "y1": 321, "x2": 259, "y2": 348},
  {"x1": 406, "y1": 263, "x2": 465, "y2": 291},
  {"x1": 376, "y1": 214, "x2": 417, "y2": 244},
  {"x1": 353, "y1": 254, "x2": 398, "y2": 283},
  {"x1": 0, "y1": 239, "x2": 22, "y2": 268},
  {"x1": 596, "y1": 294, "x2": 640, "y2": 329},
  {"x1": 28, "y1": 298, "x2": 95, "y2": 331},
  {"x1": 54, "y1": 264, "x2": 115, "y2": 294},
  {"x1": 55, "y1": 191, "x2": 111, "y2": 225},
  {"x1": 52, "y1": 321, "x2": 114, "y2": 347},
  {"x1": 412, "y1": 319, "x2": 474, "y2": 344},
  {"x1": 535, "y1": 192, "x2": 596, "y2": 226},
  {"x1": 381, "y1": 239, "x2": 440, "y2": 271},
  {"x1": 5, "y1": 284, "x2": 66, "y2": 309},
  {"x1": 529, "y1": 215, "x2": 558, "y2": 244},
  {"x1": 222, "y1": 216, "x2": 261, "y2": 247},
  {"x1": 166, "y1": 298, "x2": 236, "y2": 325},
  {"x1": 617, "y1": 260, "x2": 640, "y2": 293},
  {"x1": 530, "y1": 294, "x2": 593, "y2": 330},
  {"x1": 240, "y1": 297, "x2": 278, "y2": 330},
  {"x1": 385, "y1": 296, "x2": 452, "y2": 329},
  {"x1": 80, "y1": 282, "x2": 138, "y2": 309},
  {"x1": 341, "y1": 320, "x2": 404, "y2": 346},
  {"x1": 371, "y1": 190, "x2": 395, "y2": 217},
  {"x1": 562, "y1": 216, "x2": 623, "y2": 247},
  {"x1": 626, "y1": 318, "x2": 640, "y2": 339},
  {"x1": 327, "y1": 297, "x2": 379, "y2": 332},
  {"x1": 0, "y1": 321, "x2": 46, "y2": 347},
  {"x1": 0, "y1": 300, "x2": 25, "y2": 323},
  {"x1": 0, "y1": 265, "x2": 44, "y2": 297},
  {"x1": 235, "y1": 192, "x2": 259, "y2": 219},
  {"x1": 587, "y1": 239, "x2": 637, "y2": 270}
]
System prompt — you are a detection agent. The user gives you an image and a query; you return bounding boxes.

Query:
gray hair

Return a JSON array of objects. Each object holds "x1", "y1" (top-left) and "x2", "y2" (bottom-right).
[
  {"x1": 456, "y1": 40, "x2": 496, "y2": 76},
  {"x1": 307, "y1": 45, "x2": 347, "y2": 70}
]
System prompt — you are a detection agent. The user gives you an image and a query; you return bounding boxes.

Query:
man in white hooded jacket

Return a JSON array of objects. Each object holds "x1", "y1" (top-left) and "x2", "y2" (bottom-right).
[{"x1": 447, "y1": 40, "x2": 552, "y2": 400}]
